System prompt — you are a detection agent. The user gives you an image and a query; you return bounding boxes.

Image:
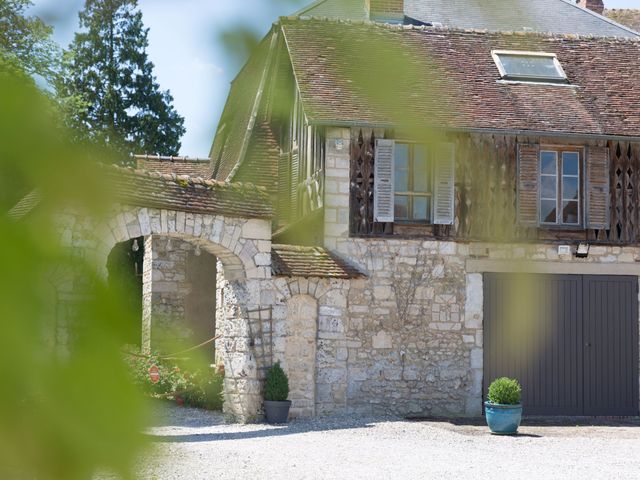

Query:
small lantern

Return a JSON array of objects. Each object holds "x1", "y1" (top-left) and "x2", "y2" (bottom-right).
[{"x1": 575, "y1": 242, "x2": 590, "y2": 258}]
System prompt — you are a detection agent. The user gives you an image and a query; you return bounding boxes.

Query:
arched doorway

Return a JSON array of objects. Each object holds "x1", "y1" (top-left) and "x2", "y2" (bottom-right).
[
  {"x1": 140, "y1": 235, "x2": 217, "y2": 358},
  {"x1": 106, "y1": 237, "x2": 145, "y2": 347},
  {"x1": 56, "y1": 164, "x2": 274, "y2": 423}
]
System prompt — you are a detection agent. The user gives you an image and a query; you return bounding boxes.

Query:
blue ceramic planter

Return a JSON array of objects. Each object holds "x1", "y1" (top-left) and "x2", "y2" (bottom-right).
[{"x1": 484, "y1": 402, "x2": 523, "y2": 435}]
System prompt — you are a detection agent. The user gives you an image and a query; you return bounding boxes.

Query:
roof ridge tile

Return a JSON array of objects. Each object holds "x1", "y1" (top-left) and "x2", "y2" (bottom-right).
[{"x1": 279, "y1": 15, "x2": 640, "y2": 43}]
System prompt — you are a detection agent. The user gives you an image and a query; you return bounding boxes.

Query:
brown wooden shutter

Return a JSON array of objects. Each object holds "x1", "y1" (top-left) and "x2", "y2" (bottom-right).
[
  {"x1": 517, "y1": 143, "x2": 540, "y2": 226},
  {"x1": 374, "y1": 139, "x2": 395, "y2": 223},
  {"x1": 433, "y1": 143, "x2": 455, "y2": 225},
  {"x1": 586, "y1": 146, "x2": 610, "y2": 229}
]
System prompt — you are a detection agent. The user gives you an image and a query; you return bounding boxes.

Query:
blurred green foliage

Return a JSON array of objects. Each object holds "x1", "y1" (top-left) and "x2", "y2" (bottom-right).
[{"x1": 0, "y1": 48, "x2": 149, "y2": 479}]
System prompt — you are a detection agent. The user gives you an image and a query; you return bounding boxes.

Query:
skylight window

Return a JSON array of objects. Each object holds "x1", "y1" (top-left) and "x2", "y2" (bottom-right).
[{"x1": 492, "y1": 50, "x2": 568, "y2": 83}]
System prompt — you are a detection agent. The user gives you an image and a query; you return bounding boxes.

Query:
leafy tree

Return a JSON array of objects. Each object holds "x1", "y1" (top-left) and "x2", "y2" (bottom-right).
[
  {"x1": 0, "y1": 0, "x2": 62, "y2": 82},
  {"x1": 63, "y1": 0, "x2": 185, "y2": 158}
]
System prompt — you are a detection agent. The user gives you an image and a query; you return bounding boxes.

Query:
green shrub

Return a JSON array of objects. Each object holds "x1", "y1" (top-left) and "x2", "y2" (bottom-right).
[
  {"x1": 181, "y1": 368, "x2": 224, "y2": 411},
  {"x1": 264, "y1": 362, "x2": 289, "y2": 401},
  {"x1": 487, "y1": 377, "x2": 522, "y2": 405},
  {"x1": 123, "y1": 350, "x2": 183, "y2": 396},
  {"x1": 123, "y1": 349, "x2": 224, "y2": 411}
]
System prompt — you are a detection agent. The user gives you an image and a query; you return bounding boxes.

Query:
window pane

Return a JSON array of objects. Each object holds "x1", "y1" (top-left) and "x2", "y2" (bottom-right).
[
  {"x1": 394, "y1": 144, "x2": 409, "y2": 192},
  {"x1": 562, "y1": 201, "x2": 579, "y2": 224},
  {"x1": 563, "y1": 176, "x2": 578, "y2": 200},
  {"x1": 395, "y1": 143, "x2": 409, "y2": 169},
  {"x1": 394, "y1": 168, "x2": 408, "y2": 192},
  {"x1": 497, "y1": 53, "x2": 565, "y2": 80},
  {"x1": 541, "y1": 176, "x2": 557, "y2": 199},
  {"x1": 540, "y1": 200, "x2": 557, "y2": 223},
  {"x1": 541, "y1": 152, "x2": 557, "y2": 175},
  {"x1": 394, "y1": 195, "x2": 409, "y2": 220},
  {"x1": 413, "y1": 149, "x2": 430, "y2": 193},
  {"x1": 413, "y1": 196, "x2": 430, "y2": 221},
  {"x1": 563, "y1": 152, "x2": 579, "y2": 175}
]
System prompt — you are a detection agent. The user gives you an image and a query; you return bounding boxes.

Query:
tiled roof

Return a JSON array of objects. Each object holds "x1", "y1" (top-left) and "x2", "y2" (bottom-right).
[
  {"x1": 209, "y1": 33, "x2": 277, "y2": 181},
  {"x1": 282, "y1": 18, "x2": 640, "y2": 138},
  {"x1": 232, "y1": 121, "x2": 281, "y2": 191},
  {"x1": 271, "y1": 243, "x2": 365, "y2": 278},
  {"x1": 605, "y1": 9, "x2": 640, "y2": 32},
  {"x1": 134, "y1": 155, "x2": 213, "y2": 178},
  {"x1": 8, "y1": 167, "x2": 272, "y2": 220},
  {"x1": 294, "y1": 0, "x2": 638, "y2": 37},
  {"x1": 104, "y1": 165, "x2": 272, "y2": 219}
]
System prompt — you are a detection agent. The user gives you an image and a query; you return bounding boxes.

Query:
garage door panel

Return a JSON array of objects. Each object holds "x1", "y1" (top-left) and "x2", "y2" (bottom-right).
[
  {"x1": 483, "y1": 273, "x2": 638, "y2": 416},
  {"x1": 484, "y1": 274, "x2": 584, "y2": 415},
  {"x1": 583, "y1": 276, "x2": 638, "y2": 416}
]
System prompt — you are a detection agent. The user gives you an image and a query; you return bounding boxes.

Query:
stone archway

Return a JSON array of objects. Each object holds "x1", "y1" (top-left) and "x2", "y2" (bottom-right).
[
  {"x1": 30, "y1": 167, "x2": 276, "y2": 422},
  {"x1": 92, "y1": 205, "x2": 272, "y2": 282},
  {"x1": 55, "y1": 201, "x2": 272, "y2": 422}
]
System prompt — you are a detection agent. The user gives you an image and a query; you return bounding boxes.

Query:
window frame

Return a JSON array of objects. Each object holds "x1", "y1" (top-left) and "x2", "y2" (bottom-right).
[
  {"x1": 393, "y1": 142, "x2": 433, "y2": 224},
  {"x1": 491, "y1": 50, "x2": 568, "y2": 84},
  {"x1": 539, "y1": 146, "x2": 584, "y2": 228}
]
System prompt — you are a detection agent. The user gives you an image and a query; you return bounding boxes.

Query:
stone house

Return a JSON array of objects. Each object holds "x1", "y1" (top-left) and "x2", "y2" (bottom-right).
[
  {"x1": 20, "y1": 0, "x2": 640, "y2": 421},
  {"x1": 201, "y1": 0, "x2": 640, "y2": 419}
]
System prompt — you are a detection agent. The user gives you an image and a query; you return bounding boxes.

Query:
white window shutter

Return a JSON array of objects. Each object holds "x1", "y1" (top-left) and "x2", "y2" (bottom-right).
[
  {"x1": 374, "y1": 139, "x2": 395, "y2": 223},
  {"x1": 433, "y1": 143, "x2": 455, "y2": 225}
]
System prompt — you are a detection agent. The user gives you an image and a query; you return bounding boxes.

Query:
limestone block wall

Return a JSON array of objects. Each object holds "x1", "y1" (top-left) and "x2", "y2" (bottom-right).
[
  {"x1": 319, "y1": 126, "x2": 640, "y2": 418},
  {"x1": 283, "y1": 295, "x2": 318, "y2": 417},
  {"x1": 266, "y1": 278, "x2": 351, "y2": 417},
  {"x1": 215, "y1": 268, "x2": 266, "y2": 422},
  {"x1": 142, "y1": 236, "x2": 217, "y2": 355},
  {"x1": 215, "y1": 271, "x2": 351, "y2": 419}
]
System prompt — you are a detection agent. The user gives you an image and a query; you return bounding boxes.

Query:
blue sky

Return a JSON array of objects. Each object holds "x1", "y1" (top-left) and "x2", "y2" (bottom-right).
[{"x1": 31, "y1": 0, "x2": 639, "y2": 157}]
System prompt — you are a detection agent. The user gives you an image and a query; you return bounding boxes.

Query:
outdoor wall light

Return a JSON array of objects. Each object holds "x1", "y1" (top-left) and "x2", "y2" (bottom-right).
[
  {"x1": 131, "y1": 239, "x2": 140, "y2": 252},
  {"x1": 576, "y1": 242, "x2": 590, "y2": 258}
]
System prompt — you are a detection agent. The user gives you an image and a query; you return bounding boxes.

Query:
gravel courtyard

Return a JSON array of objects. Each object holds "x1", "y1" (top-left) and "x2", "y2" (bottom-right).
[{"x1": 138, "y1": 402, "x2": 640, "y2": 480}]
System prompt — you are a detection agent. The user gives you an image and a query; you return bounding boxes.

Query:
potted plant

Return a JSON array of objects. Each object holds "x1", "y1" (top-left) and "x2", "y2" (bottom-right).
[
  {"x1": 263, "y1": 362, "x2": 291, "y2": 424},
  {"x1": 485, "y1": 377, "x2": 523, "y2": 435}
]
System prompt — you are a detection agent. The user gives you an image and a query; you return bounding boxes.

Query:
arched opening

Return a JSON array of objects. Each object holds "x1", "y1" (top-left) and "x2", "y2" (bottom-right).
[
  {"x1": 105, "y1": 234, "x2": 219, "y2": 359},
  {"x1": 107, "y1": 237, "x2": 145, "y2": 347},
  {"x1": 141, "y1": 235, "x2": 217, "y2": 360},
  {"x1": 90, "y1": 206, "x2": 271, "y2": 420}
]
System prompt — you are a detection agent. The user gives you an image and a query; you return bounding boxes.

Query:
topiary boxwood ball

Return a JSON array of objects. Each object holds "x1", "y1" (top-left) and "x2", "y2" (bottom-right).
[{"x1": 487, "y1": 377, "x2": 522, "y2": 405}]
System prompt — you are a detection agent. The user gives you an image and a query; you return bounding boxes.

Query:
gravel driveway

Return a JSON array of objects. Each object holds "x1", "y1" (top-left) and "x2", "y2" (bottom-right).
[{"x1": 138, "y1": 402, "x2": 640, "y2": 480}]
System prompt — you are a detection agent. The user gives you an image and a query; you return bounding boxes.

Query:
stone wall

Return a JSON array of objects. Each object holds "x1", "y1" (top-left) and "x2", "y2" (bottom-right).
[
  {"x1": 317, "y1": 126, "x2": 640, "y2": 418},
  {"x1": 215, "y1": 270, "x2": 351, "y2": 419},
  {"x1": 54, "y1": 204, "x2": 273, "y2": 422},
  {"x1": 283, "y1": 295, "x2": 318, "y2": 417},
  {"x1": 54, "y1": 191, "x2": 640, "y2": 421},
  {"x1": 142, "y1": 236, "x2": 217, "y2": 355}
]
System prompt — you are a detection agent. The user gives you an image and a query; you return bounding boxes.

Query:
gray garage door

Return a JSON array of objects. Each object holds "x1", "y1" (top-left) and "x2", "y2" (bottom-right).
[{"x1": 484, "y1": 274, "x2": 638, "y2": 416}]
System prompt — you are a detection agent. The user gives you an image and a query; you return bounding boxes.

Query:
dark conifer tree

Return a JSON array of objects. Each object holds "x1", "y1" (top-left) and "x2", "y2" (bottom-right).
[{"x1": 64, "y1": 0, "x2": 185, "y2": 158}]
